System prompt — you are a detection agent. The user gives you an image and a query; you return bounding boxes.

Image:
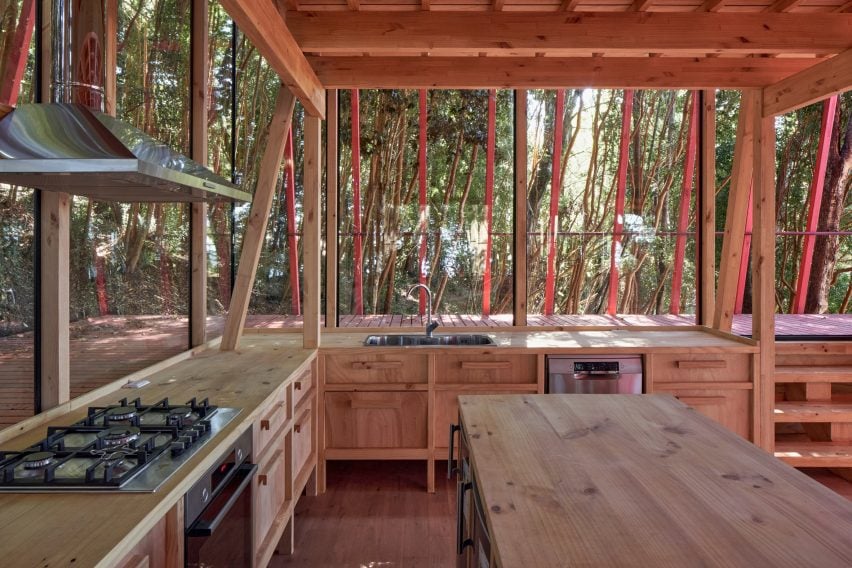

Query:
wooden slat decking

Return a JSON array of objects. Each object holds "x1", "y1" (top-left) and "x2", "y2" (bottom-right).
[{"x1": 1, "y1": 313, "x2": 850, "y2": 428}]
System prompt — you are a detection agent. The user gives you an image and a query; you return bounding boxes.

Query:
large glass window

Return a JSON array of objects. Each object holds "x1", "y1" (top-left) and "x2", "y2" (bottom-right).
[
  {"x1": 67, "y1": 0, "x2": 191, "y2": 399},
  {"x1": 337, "y1": 89, "x2": 514, "y2": 325},
  {"x1": 526, "y1": 89, "x2": 697, "y2": 325}
]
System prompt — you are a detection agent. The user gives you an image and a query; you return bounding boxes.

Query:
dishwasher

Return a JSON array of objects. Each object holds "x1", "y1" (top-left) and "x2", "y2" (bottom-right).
[{"x1": 546, "y1": 355, "x2": 643, "y2": 394}]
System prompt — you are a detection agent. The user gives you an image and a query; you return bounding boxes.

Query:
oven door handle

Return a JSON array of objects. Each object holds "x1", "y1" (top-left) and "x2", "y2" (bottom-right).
[
  {"x1": 187, "y1": 463, "x2": 257, "y2": 537},
  {"x1": 448, "y1": 423, "x2": 460, "y2": 479}
]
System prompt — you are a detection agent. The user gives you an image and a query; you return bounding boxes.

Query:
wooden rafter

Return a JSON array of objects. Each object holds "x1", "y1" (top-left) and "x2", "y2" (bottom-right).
[
  {"x1": 221, "y1": 87, "x2": 296, "y2": 351},
  {"x1": 288, "y1": 13, "x2": 852, "y2": 57},
  {"x1": 713, "y1": 90, "x2": 758, "y2": 333},
  {"x1": 347, "y1": 0, "x2": 360, "y2": 10},
  {"x1": 763, "y1": 48, "x2": 852, "y2": 116},
  {"x1": 218, "y1": 0, "x2": 325, "y2": 117},
  {"x1": 494, "y1": 0, "x2": 506, "y2": 10},
  {"x1": 630, "y1": 0, "x2": 654, "y2": 11},
  {"x1": 837, "y1": 1, "x2": 852, "y2": 12},
  {"x1": 764, "y1": 0, "x2": 803, "y2": 12},
  {"x1": 308, "y1": 56, "x2": 819, "y2": 89},
  {"x1": 699, "y1": 0, "x2": 728, "y2": 12},
  {"x1": 559, "y1": 0, "x2": 582, "y2": 11}
]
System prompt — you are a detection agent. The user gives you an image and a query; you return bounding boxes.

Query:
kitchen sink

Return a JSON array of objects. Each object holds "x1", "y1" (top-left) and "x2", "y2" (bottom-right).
[{"x1": 363, "y1": 334, "x2": 495, "y2": 346}]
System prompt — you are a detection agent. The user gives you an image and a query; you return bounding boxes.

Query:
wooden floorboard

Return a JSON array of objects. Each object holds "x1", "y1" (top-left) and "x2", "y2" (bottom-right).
[{"x1": 273, "y1": 461, "x2": 455, "y2": 567}]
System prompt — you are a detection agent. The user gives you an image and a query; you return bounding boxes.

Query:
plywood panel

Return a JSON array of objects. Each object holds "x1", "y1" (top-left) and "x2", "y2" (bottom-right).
[{"x1": 325, "y1": 391, "x2": 428, "y2": 448}]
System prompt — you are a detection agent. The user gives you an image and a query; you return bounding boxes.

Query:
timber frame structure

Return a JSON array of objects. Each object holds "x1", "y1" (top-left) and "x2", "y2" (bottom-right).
[{"x1": 25, "y1": 1, "x2": 852, "y2": 459}]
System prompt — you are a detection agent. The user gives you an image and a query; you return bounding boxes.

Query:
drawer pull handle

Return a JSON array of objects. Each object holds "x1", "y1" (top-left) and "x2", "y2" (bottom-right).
[
  {"x1": 460, "y1": 361, "x2": 512, "y2": 370},
  {"x1": 260, "y1": 419, "x2": 271, "y2": 431},
  {"x1": 675, "y1": 396, "x2": 727, "y2": 405},
  {"x1": 349, "y1": 399, "x2": 403, "y2": 410},
  {"x1": 259, "y1": 402, "x2": 286, "y2": 431},
  {"x1": 294, "y1": 408, "x2": 311, "y2": 433},
  {"x1": 351, "y1": 361, "x2": 402, "y2": 370},
  {"x1": 258, "y1": 474, "x2": 268, "y2": 486},
  {"x1": 677, "y1": 360, "x2": 727, "y2": 369},
  {"x1": 295, "y1": 381, "x2": 303, "y2": 390}
]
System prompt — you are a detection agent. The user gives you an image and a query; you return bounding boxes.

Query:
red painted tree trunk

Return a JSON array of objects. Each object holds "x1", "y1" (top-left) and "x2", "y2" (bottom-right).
[
  {"x1": 351, "y1": 89, "x2": 364, "y2": 315},
  {"x1": 418, "y1": 89, "x2": 428, "y2": 316},
  {"x1": 483, "y1": 90, "x2": 496, "y2": 316},
  {"x1": 544, "y1": 90, "x2": 564, "y2": 316},
  {"x1": 0, "y1": 0, "x2": 35, "y2": 106},
  {"x1": 670, "y1": 91, "x2": 699, "y2": 315},
  {"x1": 285, "y1": 128, "x2": 301, "y2": 315},
  {"x1": 608, "y1": 90, "x2": 634, "y2": 316},
  {"x1": 792, "y1": 96, "x2": 837, "y2": 314}
]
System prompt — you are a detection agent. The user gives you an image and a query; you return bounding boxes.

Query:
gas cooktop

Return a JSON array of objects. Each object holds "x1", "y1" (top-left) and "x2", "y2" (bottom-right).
[{"x1": 0, "y1": 397, "x2": 240, "y2": 493}]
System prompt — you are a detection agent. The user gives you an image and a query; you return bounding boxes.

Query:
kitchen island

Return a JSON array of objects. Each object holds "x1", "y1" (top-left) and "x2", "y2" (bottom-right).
[{"x1": 458, "y1": 394, "x2": 852, "y2": 567}]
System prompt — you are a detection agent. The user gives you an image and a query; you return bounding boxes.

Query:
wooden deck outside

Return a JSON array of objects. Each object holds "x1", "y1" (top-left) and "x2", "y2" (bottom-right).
[{"x1": 1, "y1": 313, "x2": 850, "y2": 427}]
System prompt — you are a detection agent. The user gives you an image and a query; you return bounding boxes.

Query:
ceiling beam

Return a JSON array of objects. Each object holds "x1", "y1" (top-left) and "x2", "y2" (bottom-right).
[
  {"x1": 288, "y1": 13, "x2": 852, "y2": 57},
  {"x1": 763, "y1": 48, "x2": 852, "y2": 116},
  {"x1": 219, "y1": 0, "x2": 325, "y2": 117},
  {"x1": 764, "y1": 0, "x2": 803, "y2": 12},
  {"x1": 630, "y1": 0, "x2": 654, "y2": 11},
  {"x1": 699, "y1": 0, "x2": 728, "y2": 11},
  {"x1": 560, "y1": 0, "x2": 582, "y2": 10},
  {"x1": 837, "y1": 0, "x2": 852, "y2": 11},
  {"x1": 308, "y1": 56, "x2": 818, "y2": 89}
]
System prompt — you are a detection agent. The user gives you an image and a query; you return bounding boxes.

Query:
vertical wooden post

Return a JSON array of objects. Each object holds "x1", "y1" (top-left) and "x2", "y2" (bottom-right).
[
  {"x1": 713, "y1": 90, "x2": 757, "y2": 332},
  {"x1": 670, "y1": 91, "x2": 698, "y2": 315},
  {"x1": 351, "y1": 89, "x2": 364, "y2": 315},
  {"x1": 483, "y1": 89, "x2": 496, "y2": 317},
  {"x1": 40, "y1": 192, "x2": 70, "y2": 409},
  {"x1": 303, "y1": 115, "x2": 322, "y2": 349},
  {"x1": 608, "y1": 89, "x2": 634, "y2": 316},
  {"x1": 190, "y1": 0, "x2": 209, "y2": 347},
  {"x1": 325, "y1": 90, "x2": 339, "y2": 327},
  {"x1": 792, "y1": 95, "x2": 837, "y2": 314},
  {"x1": 418, "y1": 89, "x2": 428, "y2": 315},
  {"x1": 544, "y1": 89, "x2": 564, "y2": 316},
  {"x1": 285, "y1": 128, "x2": 301, "y2": 316},
  {"x1": 221, "y1": 87, "x2": 295, "y2": 351},
  {"x1": 104, "y1": 0, "x2": 117, "y2": 115},
  {"x1": 0, "y1": 0, "x2": 35, "y2": 105},
  {"x1": 753, "y1": 93, "x2": 776, "y2": 452},
  {"x1": 514, "y1": 90, "x2": 528, "y2": 326},
  {"x1": 699, "y1": 89, "x2": 716, "y2": 326}
]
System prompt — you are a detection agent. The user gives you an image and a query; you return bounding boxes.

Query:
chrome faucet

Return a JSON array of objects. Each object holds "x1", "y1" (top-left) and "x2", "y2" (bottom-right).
[{"x1": 406, "y1": 284, "x2": 439, "y2": 337}]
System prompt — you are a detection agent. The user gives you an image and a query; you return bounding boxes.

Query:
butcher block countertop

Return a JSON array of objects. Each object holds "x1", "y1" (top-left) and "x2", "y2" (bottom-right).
[
  {"x1": 0, "y1": 334, "x2": 315, "y2": 568},
  {"x1": 459, "y1": 394, "x2": 852, "y2": 568},
  {"x1": 318, "y1": 327, "x2": 757, "y2": 352}
]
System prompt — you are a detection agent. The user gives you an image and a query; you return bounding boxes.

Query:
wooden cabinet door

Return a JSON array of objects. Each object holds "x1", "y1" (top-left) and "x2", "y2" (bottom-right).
[
  {"x1": 657, "y1": 388, "x2": 751, "y2": 439},
  {"x1": 325, "y1": 391, "x2": 428, "y2": 448}
]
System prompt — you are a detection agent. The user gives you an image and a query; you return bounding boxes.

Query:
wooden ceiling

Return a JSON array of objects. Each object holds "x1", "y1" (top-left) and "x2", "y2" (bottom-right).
[{"x1": 220, "y1": 1, "x2": 852, "y2": 117}]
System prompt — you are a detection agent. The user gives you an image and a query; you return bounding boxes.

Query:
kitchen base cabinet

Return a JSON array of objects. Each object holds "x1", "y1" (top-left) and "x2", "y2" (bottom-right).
[
  {"x1": 116, "y1": 502, "x2": 183, "y2": 568},
  {"x1": 253, "y1": 359, "x2": 318, "y2": 568},
  {"x1": 325, "y1": 391, "x2": 428, "y2": 450},
  {"x1": 655, "y1": 386, "x2": 752, "y2": 439}
]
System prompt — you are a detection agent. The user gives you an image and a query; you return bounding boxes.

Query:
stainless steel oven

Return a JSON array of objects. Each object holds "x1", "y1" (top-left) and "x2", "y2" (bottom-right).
[{"x1": 185, "y1": 428, "x2": 255, "y2": 568}]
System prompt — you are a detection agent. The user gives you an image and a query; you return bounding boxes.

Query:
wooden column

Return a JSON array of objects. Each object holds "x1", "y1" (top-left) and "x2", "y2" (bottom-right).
[
  {"x1": 303, "y1": 115, "x2": 322, "y2": 349},
  {"x1": 513, "y1": 90, "x2": 527, "y2": 326},
  {"x1": 190, "y1": 0, "x2": 209, "y2": 347},
  {"x1": 699, "y1": 89, "x2": 716, "y2": 325},
  {"x1": 713, "y1": 90, "x2": 757, "y2": 332},
  {"x1": 221, "y1": 87, "x2": 296, "y2": 351},
  {"x1": 325, "y1": 90, "x2": 339, "y2": 327},
  {"x1": 544, "y1": 89, "x2": 564, "y2": 316},
  {"x1": 670, "y1": 91, "x2": 698, "y2": 315},
  {"x1": 483, "y1": 89, "x2": 496, "y2": 316},
  {"x1": 753, "y1": 93, "x2": 776, "y2": 452},
  {"x1": 608, "y1": 89, "x2": 633, "y2": 316},
  {"x1": 104, "y1": 0, "x2": 117, "y2": 115},
  {"x1": 40, "y1": 192, "x2": 70, "y2": 409}
]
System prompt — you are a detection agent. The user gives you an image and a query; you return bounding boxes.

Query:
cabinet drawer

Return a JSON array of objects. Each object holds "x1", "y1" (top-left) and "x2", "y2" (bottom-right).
[
  {"x1": 254, "y1": 387, "x2": 290, "y2": 460},
  {"x1": 254, "y1": 438, "x2": 289, "y2": 557},
  {"x1": 651, "y1": 353, "x2": 751, "y2": 384},
  {"x1": 325, "y1": 392, "x2": 428, "y2": 448},
  {"x1": 293, "y1": 404, "x2": 313, "y2": 478},
  {"x1": 435, "y1": 354, "x2": 536, "y2": 385},
  {"x1": 325, "y1": 354, "x2": 428, "y2": 384},
  {"x1": 656, "y1": 387, "x2": 751, "y2": 439},
  {"x1": 293, "y1": 368, "x2": 314, "y2": 409}
]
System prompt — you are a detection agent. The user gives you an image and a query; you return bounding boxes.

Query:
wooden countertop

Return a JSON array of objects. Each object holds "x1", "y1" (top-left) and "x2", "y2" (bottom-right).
[
  {"x1": 459, "y1": 394, "x2": 852, "y2": 567},
  {"x1": 318, "y1": 327, "x2": 758, "y2": 352},
  {"x1": 0, "y1": 334, "x2": 315, "y2": 568}
]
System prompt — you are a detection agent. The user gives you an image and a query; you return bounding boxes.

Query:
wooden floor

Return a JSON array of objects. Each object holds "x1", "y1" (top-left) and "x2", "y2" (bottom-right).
[
  {"x1": 1, "y1": 312, "x2": 850, "y2": 427},
  {"x1": 273, "y1": 461, "x2": 455, "y2": 568}
]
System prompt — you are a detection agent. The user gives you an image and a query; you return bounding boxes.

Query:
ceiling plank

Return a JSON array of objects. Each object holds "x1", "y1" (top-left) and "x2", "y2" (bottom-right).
[
  {"x1": 837, "y1": 0, "x2": 852, "y2": 12},
  {"x1": 288, "y1": 13, "x2": 852, "y2": 57},
  {"x1": 219, "y1": 0, "x2": 325, "y2": 117},
  {"x1": 494, "y1": 0, "x2": 506, "y2": 10},
  {"x1": 631, "y1": 0, "x2": 655, "y2": 11},
  {"x1": 764, "y1": 48, "x2": 852, "y2": 116},
  {"x1": 347, "y1": 0, "x2": 360, "y2": 9},
  {"x1": 764, "y1": 0, "x2": 803, "y2": 12},
  {"x1": 308, "y1": 55, "x2": 818, "y2": 89}
]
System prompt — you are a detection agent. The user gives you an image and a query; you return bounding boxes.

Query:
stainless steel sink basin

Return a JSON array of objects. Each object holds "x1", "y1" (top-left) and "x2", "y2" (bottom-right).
[{"x1": 363, "y1": 334, "x2": 495, "y2": 346}]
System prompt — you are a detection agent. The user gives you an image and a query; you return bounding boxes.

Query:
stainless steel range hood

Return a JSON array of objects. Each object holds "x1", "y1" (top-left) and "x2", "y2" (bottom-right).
[{"x1": 0, "y1": 104, "x2": 249, "y2": 203}]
